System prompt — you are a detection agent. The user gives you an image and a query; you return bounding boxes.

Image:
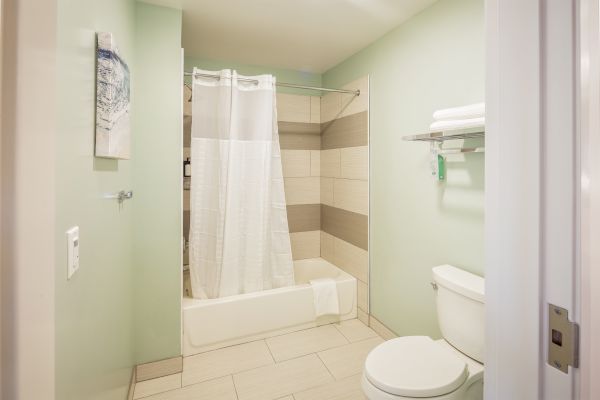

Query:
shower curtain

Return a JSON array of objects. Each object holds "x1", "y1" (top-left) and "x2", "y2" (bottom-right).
[{"x1": 189, "y1": 68, "x2": 295, "y2": 299}]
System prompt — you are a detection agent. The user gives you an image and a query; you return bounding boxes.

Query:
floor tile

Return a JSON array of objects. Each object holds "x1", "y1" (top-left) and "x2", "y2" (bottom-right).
[
  {"x1": 317, "y1": 337, "x2": 383, "y2": 379},
  {"x1": 293, "y1": 373, "x2": 366, "y2": 400},
  {"x1": 266, "y1": 325, "x2": 349, "y2": 362},
  {"x1": 133, "y1": 373, "x2": 181, "y2": 399},
  {"x1": 143, "y1": 376, "x2": 237, "y2": 400},
  {"x1": 276, "y1": 397, "x2": 294, "y2": 400},
  {"x1": 182, "y1": 340, "x2": 274, "y2": 386},
  {"x1": 233, "y1": 354, "x2": 333, "y2": 400},
  {"x1": 334, "y1": 319, "x2": 379, "y2": 343}
]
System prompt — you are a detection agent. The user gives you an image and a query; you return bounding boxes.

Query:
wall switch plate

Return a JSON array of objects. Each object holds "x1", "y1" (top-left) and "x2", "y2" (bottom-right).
[{"x1": 66, "y1": 226, "x2": 80, "y2": 279}]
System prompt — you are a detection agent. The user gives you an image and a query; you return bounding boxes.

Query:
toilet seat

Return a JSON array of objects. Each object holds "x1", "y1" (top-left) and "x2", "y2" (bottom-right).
[{"x1": 364, "y1": 336, "x2": 468, "y2": 398}]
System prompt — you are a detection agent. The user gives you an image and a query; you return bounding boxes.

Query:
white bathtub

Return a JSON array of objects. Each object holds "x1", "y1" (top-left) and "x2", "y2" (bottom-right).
[{"x1": 182, "y1": 258, "x2": 357, "y2": 356}]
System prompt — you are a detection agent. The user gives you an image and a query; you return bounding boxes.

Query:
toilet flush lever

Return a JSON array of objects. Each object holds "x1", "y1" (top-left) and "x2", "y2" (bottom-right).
[{"x1": 430, "y1": 282, "x2": 438, "y2": 290}]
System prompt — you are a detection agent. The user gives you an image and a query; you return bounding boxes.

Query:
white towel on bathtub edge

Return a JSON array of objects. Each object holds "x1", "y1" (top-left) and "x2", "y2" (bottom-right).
[{"x1": 310, "y1": 278, "x2": 340, "y2": 317}]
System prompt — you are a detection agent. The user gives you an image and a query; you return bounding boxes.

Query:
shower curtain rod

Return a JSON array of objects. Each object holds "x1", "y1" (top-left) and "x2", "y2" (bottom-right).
[{"x1": 184, "y1": 71, "x2": 360, "y2": 96}]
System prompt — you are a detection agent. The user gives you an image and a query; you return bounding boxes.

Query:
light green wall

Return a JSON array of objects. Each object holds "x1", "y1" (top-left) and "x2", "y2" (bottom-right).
[
  {"x1": 132, "y1": 2, "x2": 182, "y2": 364},
  {"x1": 55, "y1": 0, "x2": 136, "y2": 399},
  {"x1": 323, "y1": 0, "x2": 485, "y2": 338},
  {"x1": 55, "y1": 1, "x2": 182, "y2": 398},
  {"x1": 184, "y1": 57, "x2": 322, "y2": 95}
]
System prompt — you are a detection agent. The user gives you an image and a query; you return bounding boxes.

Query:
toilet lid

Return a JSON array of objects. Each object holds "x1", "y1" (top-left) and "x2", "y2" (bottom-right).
[{"x1": 364, "y1": 336, "x2": 468, "y2": 398}]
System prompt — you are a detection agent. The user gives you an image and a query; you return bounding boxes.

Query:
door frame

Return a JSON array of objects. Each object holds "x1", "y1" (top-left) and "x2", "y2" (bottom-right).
[
  {"x1": 486, "y1": 0, "x2": 599, "y2": 398},
  {"x1": 579, "y1": 0, "x2": 600, "y2": 398}
]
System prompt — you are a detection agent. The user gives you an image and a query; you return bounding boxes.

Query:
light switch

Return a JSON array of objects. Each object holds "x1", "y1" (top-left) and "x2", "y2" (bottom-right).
[{"x1": 66, "y1": 226, "x2": 80, "y2": 279}]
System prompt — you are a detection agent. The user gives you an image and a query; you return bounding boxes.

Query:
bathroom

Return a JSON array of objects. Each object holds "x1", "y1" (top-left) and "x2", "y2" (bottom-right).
[{"x1": 1, "y1": 0, "x2": 595, "y2": 399}]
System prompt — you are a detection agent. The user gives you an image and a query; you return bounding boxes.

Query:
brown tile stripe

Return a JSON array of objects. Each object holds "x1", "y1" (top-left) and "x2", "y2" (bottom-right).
[
  {"x1": 287, "y1": 204, "x2": 321, "y2": 233},
  {"x1": 279, "y1": 133, "x2": 320, "y2": 150},
  {"x1": 278, "y1": 121, "x2": 321, "y2": 150},
  {"x1": 321, "y1": 111, "x2": 368, "y2": 150},
  {"x1": 278, "y1": 121, "x2": 321, "y2": 135},
  {"x1": 183, "y1": 210, "x2": 190, "y2": 238},
  {"x1": 321, "y1": 204, "x2": 368, "y2": 251}
]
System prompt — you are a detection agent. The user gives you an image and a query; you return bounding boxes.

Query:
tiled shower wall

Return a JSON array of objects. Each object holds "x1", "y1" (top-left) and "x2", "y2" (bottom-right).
[
  {"x1": 319, "y1": 76, "x2": 370, "y2": 322},
  {"x1": 280, "y1": 77, "x2": 370, "y2": 321}
]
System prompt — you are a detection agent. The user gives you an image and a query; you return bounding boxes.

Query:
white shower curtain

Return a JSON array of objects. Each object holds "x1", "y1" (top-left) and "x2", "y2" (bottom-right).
[{"x1": 189, "y1": 68, "x2": 295, "y2": 299}]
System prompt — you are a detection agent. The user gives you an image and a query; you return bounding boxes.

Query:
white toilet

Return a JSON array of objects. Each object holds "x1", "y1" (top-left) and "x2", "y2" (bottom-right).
[{"x1": 362, "y1": 265, "x2": 485, "y2": 400}]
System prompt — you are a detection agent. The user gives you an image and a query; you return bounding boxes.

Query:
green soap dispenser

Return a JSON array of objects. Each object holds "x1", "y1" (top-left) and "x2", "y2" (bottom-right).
[{"x1": 437, "y1": 154, "x2": 445, "y2": 181}]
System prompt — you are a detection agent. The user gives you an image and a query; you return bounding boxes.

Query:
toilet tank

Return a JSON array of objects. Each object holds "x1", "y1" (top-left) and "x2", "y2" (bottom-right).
[{"x1": 432, "y1": 265, "x2": 485, "y2": 363}]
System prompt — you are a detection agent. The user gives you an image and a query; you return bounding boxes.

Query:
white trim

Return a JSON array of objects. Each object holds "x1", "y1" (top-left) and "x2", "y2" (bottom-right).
[
  {"x1": 1, "y1": 0, "x2": 57, "y2": 398},
  {"x1": 579, "y1": 0, "x2": 600, "y2": 397},
  {"x1": 485, "y1": 0, "x2": 542, "y2": 398}
]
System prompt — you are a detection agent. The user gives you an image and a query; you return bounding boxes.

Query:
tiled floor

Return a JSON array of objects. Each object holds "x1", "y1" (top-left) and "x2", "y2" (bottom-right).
[{"x1": 132, "y1": 318, "x2": 383, "y2": 400}]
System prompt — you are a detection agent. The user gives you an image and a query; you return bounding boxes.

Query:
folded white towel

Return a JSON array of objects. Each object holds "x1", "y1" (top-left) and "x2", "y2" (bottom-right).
[
  {"x1": 433, "y1": 102, "x2": 485, "y2": 121},
  {"x1": 429, "y1": 117, "x2": 485, "y2": 132},
  {"x1": 309, "y1": 278, "x2": 340, "y2": 317}
]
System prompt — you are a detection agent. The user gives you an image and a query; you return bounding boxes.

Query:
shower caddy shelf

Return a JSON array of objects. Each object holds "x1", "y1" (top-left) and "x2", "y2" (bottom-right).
[{"x1": 402, "y1": 126, "x2": 485, "y2": 180}]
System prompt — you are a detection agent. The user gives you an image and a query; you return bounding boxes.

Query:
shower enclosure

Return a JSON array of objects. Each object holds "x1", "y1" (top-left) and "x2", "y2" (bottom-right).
[{"x1": 181, "y1": 68, "x2": 368, "y2": 356}]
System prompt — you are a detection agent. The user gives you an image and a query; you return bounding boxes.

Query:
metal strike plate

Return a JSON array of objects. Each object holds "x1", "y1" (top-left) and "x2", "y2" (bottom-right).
[{"x1": 548, "y1": 304, "x2": 579, "y2": 373}]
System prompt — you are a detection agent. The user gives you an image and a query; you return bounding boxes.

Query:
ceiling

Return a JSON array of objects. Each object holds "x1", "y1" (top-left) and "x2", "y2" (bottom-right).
[{"x1": 141, "y1": 0, "x2": 438, "y2": 73}]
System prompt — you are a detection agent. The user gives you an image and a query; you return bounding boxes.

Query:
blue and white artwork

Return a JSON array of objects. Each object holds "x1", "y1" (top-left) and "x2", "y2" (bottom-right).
[{"x1": 95, "y1": 32, "x2": 131, "y2": 159}]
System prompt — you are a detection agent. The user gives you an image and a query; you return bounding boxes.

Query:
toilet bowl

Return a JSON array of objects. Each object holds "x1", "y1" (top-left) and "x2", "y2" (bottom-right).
[
  {"x1": 361, "y1": 336, "x2": 483, "y2": 399},
  {"x1": 362, "y1": 265, "x2": 485, "y2": 400}
]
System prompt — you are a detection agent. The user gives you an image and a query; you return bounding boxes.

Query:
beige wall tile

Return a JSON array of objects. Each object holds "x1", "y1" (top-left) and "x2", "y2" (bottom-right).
[
  {"x1": 321, "y1": 92, "x2": 342, "y2": 123},
  {"x1": 290, "y1": 231, "x2": 320, "y2": 260},
  {"x1": 320, "y1": 178, "x2": 334, "y2": 206},
  {"x1": 341, "y1": 76, "x2": 369, "y2": 118},
  {"x1": 334, "y1": 237, "x2": 368, "y2": 283},
  {"x1": 182, "y1": 340, "x2": 274, "y2": 387},
  {"x1": 369, "y1": 316, "x2": 398, "y2": 341},
  {"x1": 310, "y1": 96, "x2": 321, "y2": 124},
  {"x1": 277, "y1": 93, "x2": 310, "y2": 123},
  {"x1": 284, "y1": 177, "x2": 320, "y2": 205},
  {"x1": 287, "y1": 204, "x2": 321, "y2": 233},
  {"x1": 233, "y1": 354, "x2": 333, "y2": 400},
  {"x1": 281, "y1": 150, "x2": 311, "y2": 178},
  {"x1": 334, "y1": 319, "x2": 378, "y2": 343},
  {"x1": 293, "y1": 373, "x2": 366, "y2": 400},
  {"x1": 310, "y1": 150, "x2": 320, "y2": 176},
  {"x1": 137, "y1": 356, "x2": 183, "y2": 382},
  {"x1": 334, "y1": 179, "x2": 368, "y2": 215},
  {"x1": 358, "y1": 280, "x2": 369, "y2": 312},
  {"x1": 321, "y1": 111, "x2": 368, "y2": 150},
  {"x1": 145, "y1": 376, "x2": 237, "y2": 400},
  {"x1": 320, "y1": 149, "x2": 340, "y2": 178},
  {"x1": 317, "y1": 337, "x2": 383, "y2": 380},
  {"x1": 340, "y1": 146, "x2": 368, "y2": 180},
  {"x1": 357, "y1": 308, "x2": 369, "y2": 325},
  {"x1": 320, "y1": 231, "x2": 335, "y2": 263},
  {"x1": 265, "y1": 325, "x2": 348, "y2": 362},
  {"x1": 321, "y1": 205, "x2": 368, "y2": 251},
  {"x1": 133, "y1": 373, "x2": 181, "y2": 399}
]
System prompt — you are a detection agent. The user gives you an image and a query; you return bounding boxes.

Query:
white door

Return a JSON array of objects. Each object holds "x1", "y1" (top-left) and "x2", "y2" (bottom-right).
[
  {"x1": 486, "y1": 0, "x2": 580, "y2": 398},
  {"x1": 541, "y1": 0, "x2": 578, "y2": 398}
]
